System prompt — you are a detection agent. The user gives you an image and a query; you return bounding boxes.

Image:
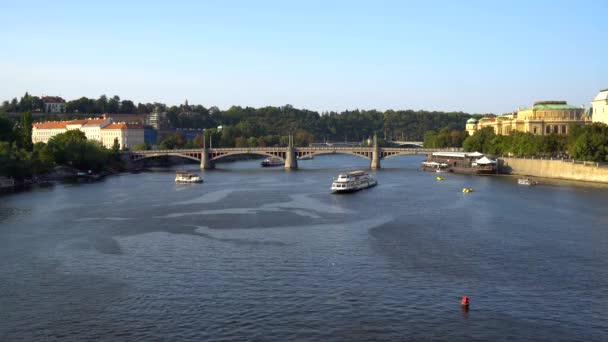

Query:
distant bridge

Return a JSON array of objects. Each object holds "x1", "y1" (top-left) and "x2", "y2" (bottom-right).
[
  {"x1": 124, "y1": 137, "x2": 459, "y2": 169},
  {"x1": 390, "y1": 141, "x2": 424, "y2": 147}
]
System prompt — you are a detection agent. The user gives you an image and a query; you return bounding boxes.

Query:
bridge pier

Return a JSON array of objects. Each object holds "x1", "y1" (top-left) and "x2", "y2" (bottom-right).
[
  {"x1": 200, "y1": 149, "x2": 215, "y2": 170},
  {"x1": 285, "y1": 147, "x2": 298, "y2": 170},
  {"x1": 370, "y1": 135, "x2": 381, "y2": 169}
]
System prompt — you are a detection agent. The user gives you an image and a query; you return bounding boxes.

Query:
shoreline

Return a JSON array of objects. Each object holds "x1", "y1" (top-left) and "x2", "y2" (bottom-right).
[{"x1": 498, "y1": 157, "x2": 608, "y2": 184}]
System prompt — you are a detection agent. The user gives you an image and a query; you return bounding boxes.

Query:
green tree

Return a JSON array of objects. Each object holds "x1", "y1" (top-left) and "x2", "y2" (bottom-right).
[
  {"x1": 0, "y1": 141, "x2": 32, "y2": 179},
  {"x1": 112, "y1": 137, "x2": 120, "y2": 153},
  {"x1": 0, "y1": 113, "x2": 15, "y2": 141},
  {"x1": 19, "y1": 111, "x2": 33, "y2": 151},
  {"x1": 463, "y1": 127, "x2": 496, "y2": 153},
  {"x1": 132, "y1": 142, "x2": 151, "y2": 151}
]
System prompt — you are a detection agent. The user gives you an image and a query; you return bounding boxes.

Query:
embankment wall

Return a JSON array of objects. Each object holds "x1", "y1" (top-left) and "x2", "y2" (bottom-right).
[{"x1": 499, "y1": 157, "x2": 608, "y2": 183}]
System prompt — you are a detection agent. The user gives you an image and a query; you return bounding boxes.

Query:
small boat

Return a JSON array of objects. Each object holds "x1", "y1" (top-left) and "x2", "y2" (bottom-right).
[
  {"x1": 331, "y1": 170, "x2": 377, "y2": 193},
  {"x1": 261, "y1": 157, "x2": 285, "y2": 167},
  {"x1": 518, "y1": 178, "x2": 537, "y2": 186},
  {"x1": 297, "y1": 154, "x2": 314, "y2": 160},
  {"x1": 436, "y1": 176, "x2": 444, "y2": 181},
  {"x1": 462, "y1": 187, "x2": 474, "y2": 193},
  {"x1": 175, "y1": 170, "x2": 203, "y2": 183}
]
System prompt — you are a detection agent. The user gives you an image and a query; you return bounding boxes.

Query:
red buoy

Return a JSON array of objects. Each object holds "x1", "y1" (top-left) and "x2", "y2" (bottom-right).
[{"x1": 461, "y1": 295, "x2": 469, "y2": 307}]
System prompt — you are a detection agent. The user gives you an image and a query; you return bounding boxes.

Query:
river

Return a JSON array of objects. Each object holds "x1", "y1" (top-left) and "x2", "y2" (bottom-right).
[{"x1": 1, "y1": 155, "x2": 607, "y2": 341}]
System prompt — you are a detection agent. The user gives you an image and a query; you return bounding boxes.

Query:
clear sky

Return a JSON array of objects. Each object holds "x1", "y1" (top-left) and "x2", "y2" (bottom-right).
[{"x1": 1, "y1": 0, "x2": 606, "y2": 114}]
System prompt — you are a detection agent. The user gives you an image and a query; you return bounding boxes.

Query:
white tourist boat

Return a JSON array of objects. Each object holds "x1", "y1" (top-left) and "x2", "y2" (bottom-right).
[
  {"x1": 175, "y1": 170, "x2": 203, "y2": 183},
  {"x1": 330, "y1": 170, "x2": 377, "y2": 193}
]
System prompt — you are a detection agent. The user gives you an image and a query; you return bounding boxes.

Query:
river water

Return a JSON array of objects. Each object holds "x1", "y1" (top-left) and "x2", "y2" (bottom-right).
[{"x1": 1, "y1": 155, "x2": 607, "y2": 341}]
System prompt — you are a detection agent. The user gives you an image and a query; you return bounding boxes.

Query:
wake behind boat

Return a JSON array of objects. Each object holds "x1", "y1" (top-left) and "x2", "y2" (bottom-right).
[{"x1": 331, "y1": 170, "x2": 377, "y2": 193}]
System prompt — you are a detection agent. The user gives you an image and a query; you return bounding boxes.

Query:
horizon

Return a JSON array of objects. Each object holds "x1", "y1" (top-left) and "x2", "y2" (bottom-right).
[{"x1": 1, "y1": 0, "x2": 606, "y2": 114}]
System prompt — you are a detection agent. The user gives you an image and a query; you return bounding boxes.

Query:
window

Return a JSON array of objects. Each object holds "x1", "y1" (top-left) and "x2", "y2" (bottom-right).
[
  {"x1": 546, "y1": 126, "x2": 551, "y2": 134},
  {"x1": 561, "y1": 125, "x2": 567, "y2": 134},
  {"x1": 553, "y1": 125, "x2": 558, "y2": 134}
]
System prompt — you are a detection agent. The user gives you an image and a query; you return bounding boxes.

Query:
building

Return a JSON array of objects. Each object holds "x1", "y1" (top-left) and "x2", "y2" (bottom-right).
[
  {"x1": 103, "y1": 113, "x2": 147, "y2": 124},
  {"x1": 41, "y1": 96, "x2": 66, "y2": 113},
  {"x1": 32, "y1": 119, "x2": 144, "y2": 149},
  {"x1": 466, "y1": 101, "x2": 590, "y2": 136},
  {"x1": 101, "y1": 123, "x2": 145, "y2": 149},
  {"x1": 145, "y1": 107, "x2": 170, "y2": 130},
  {"x1": 68, "y1": 118, "x2": 112, "y2": 142},
  {"x1": 591, "y1": 88, "x2": 608, "y2": 124},
  {"x1": 32, "y1": 121, "x2": 70, "y2": 144},
  {"x1": 175, "y1": 128, "x2": 205, "y2": 140}
]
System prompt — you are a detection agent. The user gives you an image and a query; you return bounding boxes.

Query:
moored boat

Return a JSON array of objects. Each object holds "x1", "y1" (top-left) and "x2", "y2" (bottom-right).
[
  {"x1": 261, "y1": 157, "x2": 285, "y2": 167},
  {"x1": 422, "y1": 152, "x2": 497, "y2": 175},
  {"x1": 518, "y1": 178, "x2": 537, "y2": 186},
  {"x1": 330, "y1": 170, "x2": 377, "y2": 193},
  {"x1": 175, "y1": 170, "x2": 203, "y2": 183}
]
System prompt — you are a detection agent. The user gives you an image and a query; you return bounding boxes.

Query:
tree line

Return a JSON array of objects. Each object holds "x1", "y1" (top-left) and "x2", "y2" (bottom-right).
[{"x1": 2, "y1": 93, "x2": 473, "y2": 143}]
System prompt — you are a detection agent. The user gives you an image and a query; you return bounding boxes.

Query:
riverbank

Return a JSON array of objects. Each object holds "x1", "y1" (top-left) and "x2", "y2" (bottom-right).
[{"x1": 499, "y1": 157, "x2": 608, "y2": 183}]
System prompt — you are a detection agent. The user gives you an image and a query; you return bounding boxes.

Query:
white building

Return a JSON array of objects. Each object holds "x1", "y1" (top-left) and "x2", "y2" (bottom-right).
[
  {"x1": 41, "y1": 96, "x2": 66, "y2": 113},
  {"x1": 71, "y1": 118, "x2": 112, "y2": 142},
  {"x1": 101, "y1": 123, "x2": 144, "y2": 149},
  {"x1": 32, "y1": 122, "x2": 69, "y2": 143},
  {"x1": 32, "y1": 119, "x2": 144, "y2": 149},
  {"x1": 592, "y1": 88, "x2": 608, "y2": 125}
]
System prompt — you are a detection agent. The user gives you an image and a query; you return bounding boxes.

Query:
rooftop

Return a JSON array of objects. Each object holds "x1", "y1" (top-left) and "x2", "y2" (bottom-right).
[
  {"x1": 594, "y1": 89, "x2": 608, "y2": 102},
  {"x1": 102, "y1": 122, "x2": 144, "y2": 129},
  {"x1": 41, "y1": 96, "x2": 65, "y2": 103}
]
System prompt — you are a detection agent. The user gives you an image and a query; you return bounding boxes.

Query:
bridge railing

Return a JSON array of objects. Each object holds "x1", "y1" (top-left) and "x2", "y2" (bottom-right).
[{"x1": 123, "y1": 146, "x2": 462, "y2": 155}]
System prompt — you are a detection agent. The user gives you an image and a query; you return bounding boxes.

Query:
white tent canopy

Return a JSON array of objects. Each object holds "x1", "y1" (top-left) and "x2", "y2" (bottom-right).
[
  {"x1": 475, "y1": 156, "x2": 496, "y2": 164},
  {"x1": 466, "y1": 151, "x2": 484, "y2": 157}
]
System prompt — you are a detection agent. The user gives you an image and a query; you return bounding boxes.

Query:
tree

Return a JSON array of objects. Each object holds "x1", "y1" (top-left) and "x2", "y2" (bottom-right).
[
  {"x1": 96, "y1": 95, "x2": 108, "y2": 113},
  {"x1": 132, "y1": 142, "x2": 151, "y2": 151},
  {"x1": 120, "y1": 100, "x2": 136, "y2": 114},
  {"x1": 234, "y1": 136, "x2": 248, "y2": 147},
  {"x1": 463, "y1": 127, "x2": 496, "y2": 153},
  {"x1": 19, "y1": 111, "x2": 33, "y2": 151},
  {"x1": 112, "y1": 137, "x2": 121, "y2": 153},
  {"x1": 0, "y1": 141, "x2": 32, "y2": 179},
  {"x1": 107, "y1": 96, "x2": 120, "y2": 113},
  {"x1": 159, "y1": 133, "x2": 186, "y2": 149},
  {"x1": 570, "y1": 123, "x2": 608, "y2": 161},
  {"x1": 0, "y1": 114, "x2": 15, "y2": 141}
]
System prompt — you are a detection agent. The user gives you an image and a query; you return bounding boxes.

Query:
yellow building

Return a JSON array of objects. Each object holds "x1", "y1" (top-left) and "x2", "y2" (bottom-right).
[{"x1": 466, "y1": 101, "x2": 590, "y2": 136}]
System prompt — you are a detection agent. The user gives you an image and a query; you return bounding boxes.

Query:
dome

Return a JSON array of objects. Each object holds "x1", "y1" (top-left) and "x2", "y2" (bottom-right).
[{"x1": 466, "y1": 118, "x2": 478, "y2": 123}]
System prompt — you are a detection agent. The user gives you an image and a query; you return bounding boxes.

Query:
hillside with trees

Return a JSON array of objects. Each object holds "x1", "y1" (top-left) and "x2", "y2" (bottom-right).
[{"x1": 2, "y1": 93, "x2": 473, "y2": 145}]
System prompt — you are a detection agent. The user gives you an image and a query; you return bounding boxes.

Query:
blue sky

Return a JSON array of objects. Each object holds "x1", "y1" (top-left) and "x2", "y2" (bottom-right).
[{"x1": 1, "y1": 0, "x2": 606, "y2": 113}]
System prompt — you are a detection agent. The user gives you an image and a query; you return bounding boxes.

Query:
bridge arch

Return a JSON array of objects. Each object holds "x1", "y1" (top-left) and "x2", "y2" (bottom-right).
[
  {"x1": 131, "y1": 152, "x2": 202, "y2": 162},
  {"x1": 381, "y1": 151, "x2": 425, "y2": 160},
  {"x1": 210, "y1": 151, "x2": 285, "y2": 162},
  {"x1": 299, "y1": 150, "x2": 372, "y2": 160}
]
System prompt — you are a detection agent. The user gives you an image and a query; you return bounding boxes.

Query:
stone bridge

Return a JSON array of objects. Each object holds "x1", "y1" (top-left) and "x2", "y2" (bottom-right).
[{"x1": 124, "y1": 138, "x2": 460, "y2": 170}]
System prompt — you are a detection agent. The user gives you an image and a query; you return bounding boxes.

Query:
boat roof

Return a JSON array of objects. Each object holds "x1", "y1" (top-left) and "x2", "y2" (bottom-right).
[
  {"x1": 432, "y1": 151, "x2": 486, "y2": 158},
  {"x1": 432, "y1": 152, "x2": 469, "y2": 158}
]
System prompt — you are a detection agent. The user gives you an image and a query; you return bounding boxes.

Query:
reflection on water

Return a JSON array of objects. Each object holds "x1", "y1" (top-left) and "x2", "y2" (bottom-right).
[{"x1": 1, "y1": 155, "x2": 607, "y2": 341}]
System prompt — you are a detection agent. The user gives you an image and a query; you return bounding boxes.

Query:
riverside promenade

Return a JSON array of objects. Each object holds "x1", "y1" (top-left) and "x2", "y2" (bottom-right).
[{"x1": 499, "y1": 157, "x2": 608, "y2": 183}]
